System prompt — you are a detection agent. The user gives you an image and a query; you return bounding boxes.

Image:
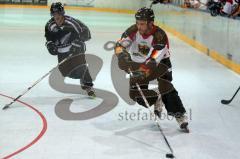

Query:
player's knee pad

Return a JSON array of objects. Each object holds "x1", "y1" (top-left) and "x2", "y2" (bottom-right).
[{"x1": 58, "y1": 54, "x2": 87, "y2": 78}]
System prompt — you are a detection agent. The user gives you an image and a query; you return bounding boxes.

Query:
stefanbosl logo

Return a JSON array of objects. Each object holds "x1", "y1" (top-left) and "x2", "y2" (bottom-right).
[{"x1": 118, "y1": 108, "x2": 192, "y2": 121}]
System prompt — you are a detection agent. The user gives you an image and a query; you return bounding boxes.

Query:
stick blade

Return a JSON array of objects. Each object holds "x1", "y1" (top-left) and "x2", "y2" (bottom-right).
[
  {"x1": 166, "y1": 153, "x2": 175, "y2": 158},
  {"x1": 2, "y1": 105, "x2": 10, "y2": 110},
  {"x1": 221, "y1": 99, "x2": 231, "y2": 105}
]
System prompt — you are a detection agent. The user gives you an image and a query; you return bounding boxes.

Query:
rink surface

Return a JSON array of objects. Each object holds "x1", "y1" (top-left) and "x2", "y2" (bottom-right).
[{"x1": 0, "y1": 7, "x2": 240, "y2": 159}]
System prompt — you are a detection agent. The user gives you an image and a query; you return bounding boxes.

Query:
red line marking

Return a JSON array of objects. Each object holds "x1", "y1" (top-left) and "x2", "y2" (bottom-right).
[{"x1": 0, "y1": 93, "x2": 47, "y2": 159}]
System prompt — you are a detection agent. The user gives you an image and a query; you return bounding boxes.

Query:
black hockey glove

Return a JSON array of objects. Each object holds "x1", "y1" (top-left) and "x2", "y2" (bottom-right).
[
  {"x1": 145, "y1": 58, "x2": 157, "y2": 70},
  {"x1": 130, "y1": 69, "x2": 148, "y2": 83},
  {"x1": 130, "y1": 59, "x2": 158, "y2": 83},
  {"x1": 46, "y1": 41, "x2": 58, "y2": 55}
]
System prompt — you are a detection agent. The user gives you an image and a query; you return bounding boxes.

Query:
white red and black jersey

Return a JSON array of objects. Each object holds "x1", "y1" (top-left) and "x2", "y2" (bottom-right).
[
  {"x1": 45, "y1": 15, "x2": 91, "y2": 53},
  {"x1": 119, "y1": 24, "x2": 170, "y2": 64}
]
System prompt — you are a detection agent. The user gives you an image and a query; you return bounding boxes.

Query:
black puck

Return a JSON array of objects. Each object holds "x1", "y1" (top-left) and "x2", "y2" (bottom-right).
[{"x1": 166, "y1": 153, "x2": 174, "y2": 158}]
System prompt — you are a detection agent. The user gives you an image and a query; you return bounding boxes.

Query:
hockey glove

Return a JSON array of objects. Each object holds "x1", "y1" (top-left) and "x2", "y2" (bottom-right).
[
  {"x1": 46, "y1": 41, "x2": 58, "y2": 55},
  {"x1": 145, "y1": 57, "x2": 157, "y2": 70},
  {"x1": 114, "y1": 42, "x2": 127, "y2": 56},
  {"x1": 131, "y1": 58, "x2": 157, "y2": 83},
  {"x1": 136, "y1": 58, "x2": 157, "y2": 78}
]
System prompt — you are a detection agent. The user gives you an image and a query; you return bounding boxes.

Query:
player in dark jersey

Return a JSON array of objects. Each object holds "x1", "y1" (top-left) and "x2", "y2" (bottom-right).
[
  {"x1": 114, "y1": 7, "x2": 189, "y2": 132},
  {"x1": 45, "y1": 2, "x2": 95, "y2": 97}
]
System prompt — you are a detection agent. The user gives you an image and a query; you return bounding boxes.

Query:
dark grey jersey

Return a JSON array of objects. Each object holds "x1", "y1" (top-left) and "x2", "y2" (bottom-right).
[{"x1": 45, "y1": 15, "x2": 91, "y2": 53}]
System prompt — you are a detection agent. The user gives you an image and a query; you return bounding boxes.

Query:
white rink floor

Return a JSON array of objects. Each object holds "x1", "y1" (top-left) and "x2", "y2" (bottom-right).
[{"x1": 0, "y1": 8, "x2": 240, "y2": 159}]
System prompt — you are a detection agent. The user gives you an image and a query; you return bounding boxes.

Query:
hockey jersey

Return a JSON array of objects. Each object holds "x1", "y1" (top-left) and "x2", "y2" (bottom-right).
[
  {"x1": 45, "y1": 15, "x2": 91, "y2": 54},
  {"x1": 119, "y1": 24, "x2": 170, "y2": 64}
]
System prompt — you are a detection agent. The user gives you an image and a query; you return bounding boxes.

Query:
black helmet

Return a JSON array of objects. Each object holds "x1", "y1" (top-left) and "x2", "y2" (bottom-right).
[
  {"x1": 50, "y1": 2, "x2": 65, "y2": 16},
  {"x1": 135, "y1": 7, "x2": 155, "y2": 22}
]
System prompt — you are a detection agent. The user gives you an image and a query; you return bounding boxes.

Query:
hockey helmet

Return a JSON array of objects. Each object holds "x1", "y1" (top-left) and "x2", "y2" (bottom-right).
[
  {"x1": 50, "y1": 2, "x2": 65, "y2": 16},
  {"x1": 135, "y1": 7, "x2": 155, "y2": 22}
]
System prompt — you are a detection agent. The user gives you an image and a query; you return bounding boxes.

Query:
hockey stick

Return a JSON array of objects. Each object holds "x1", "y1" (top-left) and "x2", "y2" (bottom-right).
[
  {"x1": 128, "y1": 69, "x2": 175, "y2": 159},
  {"x1": 221, "y1": 86, "x2": 240, "y2": 105},
  {"x1": 2, "y1": 53, "x2": 74, "y2": 110}
]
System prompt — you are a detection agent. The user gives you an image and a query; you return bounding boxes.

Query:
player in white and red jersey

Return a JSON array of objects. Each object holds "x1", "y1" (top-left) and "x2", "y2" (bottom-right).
[{"x1": 114, "y1": 7, "x2": 189, "y2": 132}]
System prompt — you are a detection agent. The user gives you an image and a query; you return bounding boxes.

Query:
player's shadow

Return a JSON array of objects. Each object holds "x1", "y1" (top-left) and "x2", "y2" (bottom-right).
[
  {"x1": 92, "y1": 122, "x2": 168, "y2": 157},
  {"x1": 91, "y1": 118, "x2": 184, "y2": 157}
]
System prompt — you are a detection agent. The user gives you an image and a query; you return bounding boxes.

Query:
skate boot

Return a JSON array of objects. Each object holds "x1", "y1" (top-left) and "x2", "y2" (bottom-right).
[
  {"x1": 82, "y1": 85, "x2": 96, "y2": 98},
  {"x1": 154, "y1": 95, "x2": 163, "y2": 118},
  {"x1": 175, "y1": 114, "x2": 189, "y2": 133}
]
